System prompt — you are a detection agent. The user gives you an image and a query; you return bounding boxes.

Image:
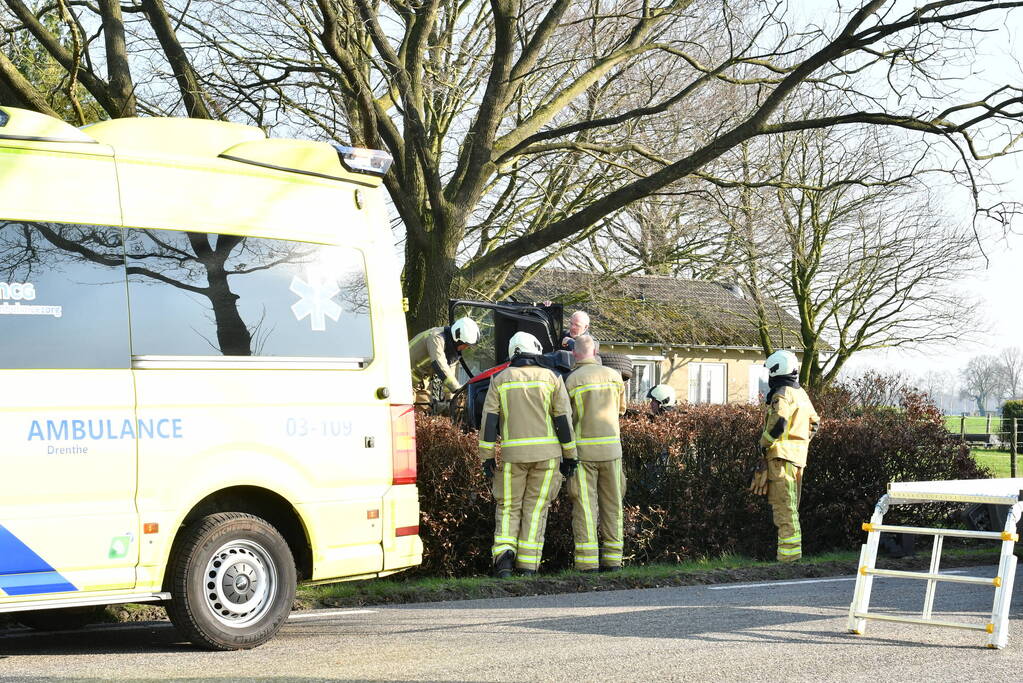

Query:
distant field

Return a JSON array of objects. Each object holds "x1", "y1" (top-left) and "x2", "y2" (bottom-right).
[
  {"x1": 945, "y1": 416, "x2": 1006, "y2": 434},
  {"x1": 971, "y1": 449, "x2": 1018, "y2": 478}
]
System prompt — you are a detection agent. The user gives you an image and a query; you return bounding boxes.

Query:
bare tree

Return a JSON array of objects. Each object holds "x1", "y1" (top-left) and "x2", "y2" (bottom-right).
[
  {"x1": 701, "y1": 118, "x2": 983, "y2": 391},
  {"x1": 554, "y1": 192, "x2": 727, "y2": 279},
  {"x1": 1000, "y1": 346, "x2": 1023, "y2": 399},
  {"x1": 0, "y1": 0, "x2": 224, "y2": 121},
  {"x1": 960, "y1": 354, "x2": 1008, "y2": 414},
  {"x1": 918, "y1": 369, "x2": 961, "y2": 413},
  {"x1": 3, "y1": 1, "x2": 1022, "y2": 335},
  {"x1": 211, "y1": 0, "x2": 1023, "y2": 332}
]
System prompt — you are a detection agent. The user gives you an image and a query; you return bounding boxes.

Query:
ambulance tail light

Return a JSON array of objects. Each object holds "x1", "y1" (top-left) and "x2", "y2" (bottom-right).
[{"x1": 390, "y1": 405, "x2": 417, "y2": 485}]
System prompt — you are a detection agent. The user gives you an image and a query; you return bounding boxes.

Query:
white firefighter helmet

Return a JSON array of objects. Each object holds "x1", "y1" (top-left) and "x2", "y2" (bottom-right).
[
  {"x1": 508, "y1": 331, "x2": 543, "y2": 357},
  {"x1": 451, "y1": 317, "x2": 480, "y2": 345},
  {"x1": 765, "y1": 349, "x2": 799, "y2": 377},
  {"x1": 647, "y1": 384, "x2": 677, "y2": 407}
]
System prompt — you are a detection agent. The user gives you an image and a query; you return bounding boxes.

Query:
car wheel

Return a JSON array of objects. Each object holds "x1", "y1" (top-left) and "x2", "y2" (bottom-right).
[
  {"x1": 599, "y1": 352, "x2": 635, "y2": 382},
  {"x1": 15, "y1": 606, "x2": 107, "y2": 631},
  {"x1": 166, "y1": 512, "x2": 296, "y2": 650}
]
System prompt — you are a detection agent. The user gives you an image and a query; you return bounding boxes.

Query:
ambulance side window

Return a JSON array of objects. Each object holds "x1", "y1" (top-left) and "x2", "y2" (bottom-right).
[
  {"x1": 0, "y1": 221, "x2": 129, "y2": 369},
  {"x1": 124, "y1": 230, "x2": 373, "y2": 360}
]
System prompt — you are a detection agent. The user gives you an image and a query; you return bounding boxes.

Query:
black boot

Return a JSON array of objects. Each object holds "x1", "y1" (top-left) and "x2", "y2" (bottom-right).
[
  {"x1": 517, "y1": 568, "x2": 537, "y2": 576},
  {"x1": 493, "y1": 550, "x2": 515, "y2": 579},
  {"x1": 599, "y1": 565, "x2": 622, "y2": 573}
]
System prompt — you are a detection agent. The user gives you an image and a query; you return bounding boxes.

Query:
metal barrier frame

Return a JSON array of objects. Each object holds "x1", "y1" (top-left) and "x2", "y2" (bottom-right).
[{"x1": 847, "y1": 478, "x2": 1023, "y2": 649}]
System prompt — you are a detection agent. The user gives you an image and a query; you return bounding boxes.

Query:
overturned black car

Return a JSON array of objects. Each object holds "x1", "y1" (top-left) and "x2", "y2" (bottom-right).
[{"x1": 447, "y1": 299, "x2": 633, "y2": 430}]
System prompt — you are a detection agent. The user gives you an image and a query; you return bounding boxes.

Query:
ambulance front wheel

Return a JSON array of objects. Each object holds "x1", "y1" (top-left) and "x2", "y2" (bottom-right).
[{"x1": 166, "y1": 512, "x2": 296, "y2": 650}]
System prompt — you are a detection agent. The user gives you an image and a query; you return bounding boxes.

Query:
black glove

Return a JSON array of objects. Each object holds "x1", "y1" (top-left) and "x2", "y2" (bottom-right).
[
  {"x1": 483, "y1": 458, "x2": 496, "y2": 479},
  {"x1": 559, "y1": 459, "x2": 578, "y2": 478}
]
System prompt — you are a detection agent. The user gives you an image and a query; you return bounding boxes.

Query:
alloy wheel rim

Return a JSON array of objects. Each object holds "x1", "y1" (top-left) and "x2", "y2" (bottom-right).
[{"x1": 202, "y1": 539, "x2": 277, "y2": 628}]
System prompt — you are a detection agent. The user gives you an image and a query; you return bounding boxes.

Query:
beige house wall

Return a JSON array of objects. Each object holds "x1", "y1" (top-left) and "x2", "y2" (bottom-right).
[{"x1": 604, "y1": 343, "x2": 781, "y2": 405}]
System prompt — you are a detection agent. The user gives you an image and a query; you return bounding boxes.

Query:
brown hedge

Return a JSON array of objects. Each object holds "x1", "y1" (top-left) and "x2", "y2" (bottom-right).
[{"x1": 412, "y1": 392, "x2": 986, "y2": 577}]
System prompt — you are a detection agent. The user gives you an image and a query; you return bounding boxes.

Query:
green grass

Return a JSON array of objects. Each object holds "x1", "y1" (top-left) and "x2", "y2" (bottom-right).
[
  {"x1": 297, "y1": 552, "x2": 851, "y2": 605},
  {"x1": 946, "y1": 416, "x2": 1006, "y2": 434},
  {"x1": 972, "y1": 449, "x2": 1019, "y2": 478},
  {"x1": 296, "y1": 547, "x2": 1002, "y2": 608}
]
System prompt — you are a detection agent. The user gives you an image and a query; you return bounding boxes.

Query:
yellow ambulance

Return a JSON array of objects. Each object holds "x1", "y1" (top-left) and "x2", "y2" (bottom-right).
[{"x1": 0, "y1": 107, "x2": 421, "y2": 649}]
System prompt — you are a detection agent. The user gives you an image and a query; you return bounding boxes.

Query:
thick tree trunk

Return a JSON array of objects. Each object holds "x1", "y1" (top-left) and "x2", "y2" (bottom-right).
[
  {"x1": 98, "y1": 0, "x2": 137, "y2": 117},
  {"x1": 403, "y1": 235, "x2": 460, "y2": 334}
]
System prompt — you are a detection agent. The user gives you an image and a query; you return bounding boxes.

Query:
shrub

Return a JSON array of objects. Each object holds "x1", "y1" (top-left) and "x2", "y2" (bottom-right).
[
  {"x1": 413, "y1": 415, "x2": 494, "y2": 577},
  {"x1": 1004, "y1": 400, "x2": 1023, "y2": 441},
  {"x1": 1005, "y1": 401, "x2": 1023, "y2": 421},
  {"x1": 1002, "y1": 400, "x2": 1018, "y2": 427},
  {"x1": 412, "y1": 394, "x2": 987, "y2": 577}
]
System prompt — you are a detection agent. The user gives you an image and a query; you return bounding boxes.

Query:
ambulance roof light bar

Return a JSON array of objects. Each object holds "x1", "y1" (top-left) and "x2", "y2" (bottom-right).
[{"x1": 334, "y1": 145, "x2": 392, "y2": 177}]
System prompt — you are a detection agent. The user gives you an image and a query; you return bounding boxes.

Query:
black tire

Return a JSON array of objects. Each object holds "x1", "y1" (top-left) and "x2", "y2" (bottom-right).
[
  {"x1": 166, "y1": 512, "x2": 296, "y2": 650},
  {"x1": 599, "y1": 352, "x2": 634, "y2": 382},
  {"x1": 16, "y1": 606, "x2": 106, "y2": 631}
]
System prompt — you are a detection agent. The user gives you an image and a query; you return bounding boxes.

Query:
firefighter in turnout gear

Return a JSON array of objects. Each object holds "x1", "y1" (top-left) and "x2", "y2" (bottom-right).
[
  {"x1": 480, "y1": 331, "x2": 577, "y2": 577},
  {"x1": 408, "y1": 317, "x2": 480, "y2": 407},
  {"x1": 750, "y1": 350, "x2": 820, "y2": 562},
  {"x1": 564, "y1": 335, "x2": 628, "y2": 572},
  {"x1": 646, "y1": 384, "x2": 677, "y2": 417}
]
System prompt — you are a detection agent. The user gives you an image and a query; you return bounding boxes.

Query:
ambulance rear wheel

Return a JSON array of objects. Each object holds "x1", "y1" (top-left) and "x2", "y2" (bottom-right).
[{"x1": 166, "y1": 512, "x2": 296, "y2": 650}]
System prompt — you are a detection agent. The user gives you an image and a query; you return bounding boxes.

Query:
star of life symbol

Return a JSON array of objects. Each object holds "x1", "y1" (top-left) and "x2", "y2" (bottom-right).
[{"x1": 290, "y1": 267, "x2": 342, "y2": 331}]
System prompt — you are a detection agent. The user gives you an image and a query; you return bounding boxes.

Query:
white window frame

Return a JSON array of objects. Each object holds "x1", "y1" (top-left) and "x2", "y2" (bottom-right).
[
  {"x1": 688, "y1": 362, "x2": 727, "y2": 405},
  {"x1": 626, "y1": 354, "x2": 664, "y2": 403},
  {"x1": 748, "y1": 364, "x2": 769, "y2": 404}
]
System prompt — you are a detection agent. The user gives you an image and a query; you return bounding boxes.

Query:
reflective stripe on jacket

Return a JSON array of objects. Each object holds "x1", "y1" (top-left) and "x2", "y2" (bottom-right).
[
  {"x1": 479, "y1": 363, "x2": 576, "y2": 463},
  {"x1": 565, "y1": 358, "x2": 626, "y2": 461},
  {"x1": 409, "y1": 326, "x2": 460, "y2": 393},
  {"x1": 760, "y1": 385, "x2": 820, "y2": 467}
]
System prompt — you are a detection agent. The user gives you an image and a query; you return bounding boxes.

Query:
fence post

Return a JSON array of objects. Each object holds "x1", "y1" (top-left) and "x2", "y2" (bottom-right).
[
  {"x1": 986, "y1": 413, "x2": 991, "y2": 434},
  {"x1": 960, "y1": 415, "x2": 966, "y2": 440},
  {"x1": 1012, "y1": 418, "x2": 1018, "y2": 479}
]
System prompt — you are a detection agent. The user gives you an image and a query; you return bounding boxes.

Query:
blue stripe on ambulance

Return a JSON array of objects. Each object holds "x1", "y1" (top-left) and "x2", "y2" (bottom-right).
[{"x1": 0, "y1": 524, "x2": 77, "y2": 596}]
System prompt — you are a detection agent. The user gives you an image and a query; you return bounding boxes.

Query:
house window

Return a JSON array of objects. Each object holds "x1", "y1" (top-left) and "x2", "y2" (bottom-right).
[
  {"x1": 629, "y1": 360, "x2": 659, "y2": 402},
  {"x1": 688, "y1": 362, "x2": 726, "y2": 404},
  {"x1": 748, "y1": 364, "x2": 769, "y2": 404}
]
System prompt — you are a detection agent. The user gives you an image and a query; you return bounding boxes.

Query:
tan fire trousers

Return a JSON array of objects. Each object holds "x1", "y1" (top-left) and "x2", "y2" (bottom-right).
[
  {"x1": 767, "y1": 459, "x2": 803, "y2": 562},
  {"x1": 492, "y1": 459, "x2": 563, "y2": 571},
  {"x1": 567, "y1": 459, "x2": 626, "y2": 570}
]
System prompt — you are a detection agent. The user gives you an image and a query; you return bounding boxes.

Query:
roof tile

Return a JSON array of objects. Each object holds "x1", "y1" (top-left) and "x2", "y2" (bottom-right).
[{"x1": 507, "y1": 267, "x2": 807, "y2": 350}]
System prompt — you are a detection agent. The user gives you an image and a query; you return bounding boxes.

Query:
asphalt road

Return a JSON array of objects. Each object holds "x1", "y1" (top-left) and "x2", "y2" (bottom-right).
[{"x1": 0, "y1": 564, "x2": 1020, "y2": 682}]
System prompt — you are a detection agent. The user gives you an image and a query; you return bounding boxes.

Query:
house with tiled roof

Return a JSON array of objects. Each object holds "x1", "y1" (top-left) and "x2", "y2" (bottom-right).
[{"x1": 507, "y1": 267, "x2": 807, "y2": 405}]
